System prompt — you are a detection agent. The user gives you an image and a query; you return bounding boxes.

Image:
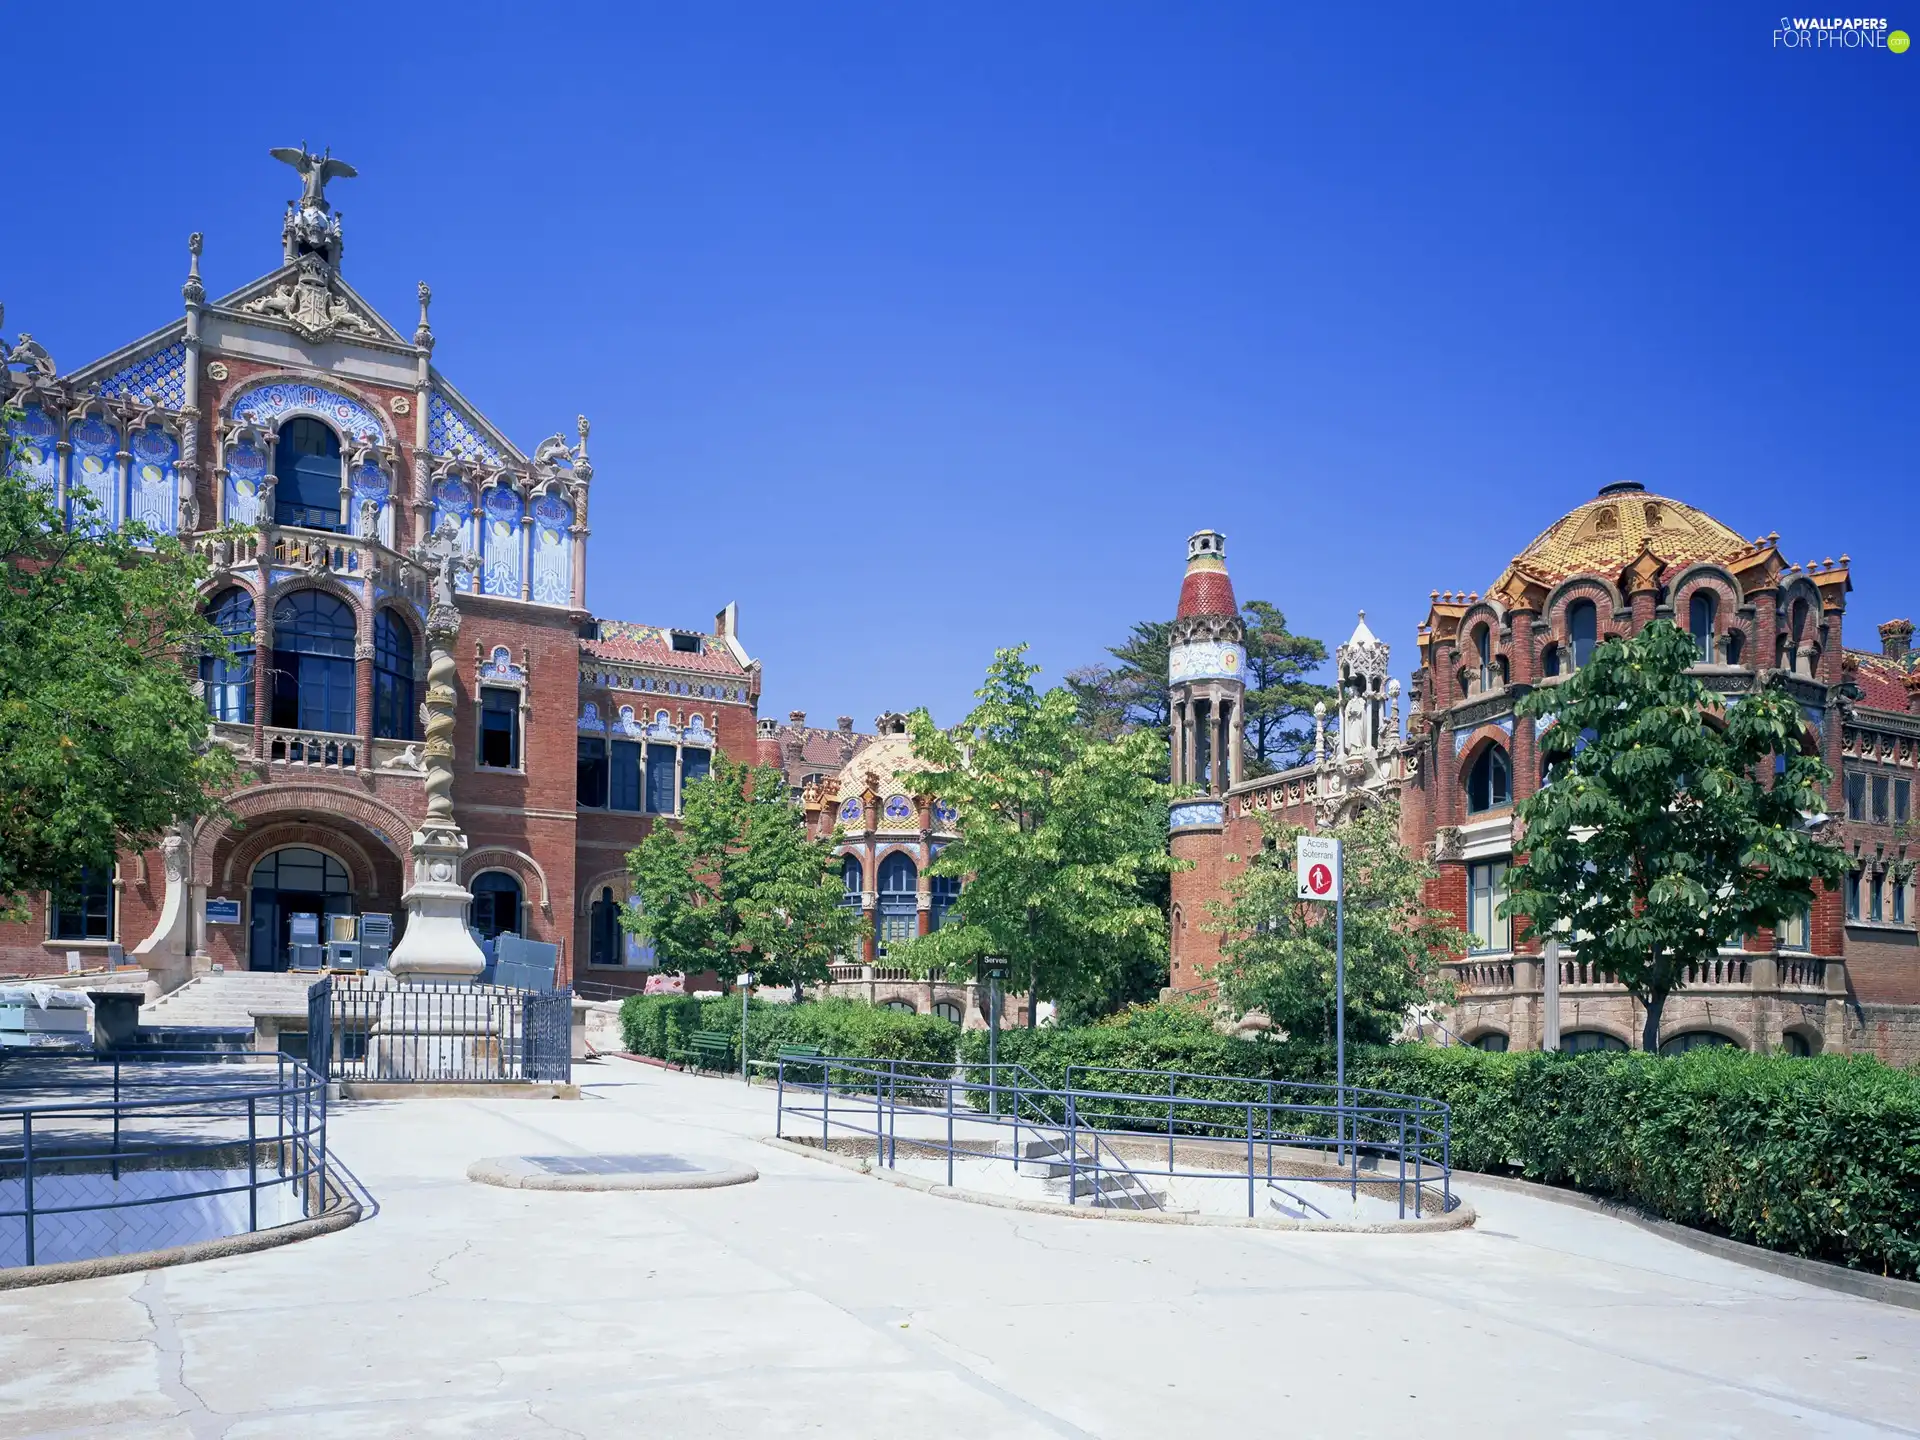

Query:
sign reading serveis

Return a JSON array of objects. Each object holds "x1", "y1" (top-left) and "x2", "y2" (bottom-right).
[{"x1": 1168, "y1": 642, "x2": 1246, "y2": 683}]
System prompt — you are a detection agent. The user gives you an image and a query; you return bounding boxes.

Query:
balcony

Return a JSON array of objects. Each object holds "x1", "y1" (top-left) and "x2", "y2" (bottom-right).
[
  {"x1": 265, "y1": 728, "x2": 358, "y2": 771},
  {"x1": 193, "y1": 527, "x2": 430, "y2": 614}
]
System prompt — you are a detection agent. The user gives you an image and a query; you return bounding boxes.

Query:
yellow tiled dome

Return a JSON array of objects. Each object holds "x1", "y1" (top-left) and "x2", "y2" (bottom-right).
[{"x1": 1498, "y1": 482, "x2": 1750, "y2": 588}]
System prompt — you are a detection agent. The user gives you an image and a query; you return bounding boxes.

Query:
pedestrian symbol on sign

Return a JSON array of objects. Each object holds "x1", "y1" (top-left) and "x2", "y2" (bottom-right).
[{"x1": 1296, "y1": 835, "x2": 1342, "y2": 902}]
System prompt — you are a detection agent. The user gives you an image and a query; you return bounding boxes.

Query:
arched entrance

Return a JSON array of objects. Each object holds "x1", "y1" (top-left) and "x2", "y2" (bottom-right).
[{"x1": 248, "y1": 846, "x2": 351, "y2": 971}]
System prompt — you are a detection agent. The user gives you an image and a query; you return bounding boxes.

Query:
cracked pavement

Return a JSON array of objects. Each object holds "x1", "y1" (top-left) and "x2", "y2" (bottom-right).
[{"x1": 1, "y1": 1056, "x2": 1915, "y2": 1438}]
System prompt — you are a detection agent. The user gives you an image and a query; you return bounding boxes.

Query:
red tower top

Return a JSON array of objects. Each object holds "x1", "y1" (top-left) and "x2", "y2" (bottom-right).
[{"x1": 1175, "y1": 530, "x2": 1237, "y2": 619}]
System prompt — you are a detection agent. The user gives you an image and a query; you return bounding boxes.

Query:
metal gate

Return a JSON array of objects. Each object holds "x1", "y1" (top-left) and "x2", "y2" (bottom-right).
[{"x1": 304, "y1": 977, "x2": 571, "y2": 1084}]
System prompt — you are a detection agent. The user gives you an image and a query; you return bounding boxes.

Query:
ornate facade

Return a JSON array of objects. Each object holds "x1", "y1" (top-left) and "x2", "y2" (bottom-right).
[
  {"x1": 1165, "y1": 532, "x2": 1410, "y2": 992},
  {"x1": 1401, "y1": 481, "x2": 1919, "y2": 1060},
  {"x1": 1, "y1": 149, "x2": 761, "y2": 996}
]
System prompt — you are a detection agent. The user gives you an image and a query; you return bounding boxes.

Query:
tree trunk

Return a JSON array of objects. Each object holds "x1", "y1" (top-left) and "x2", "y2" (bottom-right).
[
  {"x1": 1641, "y1": 989, "x2": 1667, "y2": 1053},
  {"x1": 1027, "y1": 954, "x2": 1038, "y2": 1028}
]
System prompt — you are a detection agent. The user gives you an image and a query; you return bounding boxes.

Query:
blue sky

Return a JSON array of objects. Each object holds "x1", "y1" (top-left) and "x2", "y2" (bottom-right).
[{"x1": 4, "y1": 5, "x2": 1912, "y2": 727}]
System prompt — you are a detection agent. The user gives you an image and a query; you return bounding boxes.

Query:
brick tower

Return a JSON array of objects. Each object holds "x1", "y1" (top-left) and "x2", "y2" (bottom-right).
[{"x1": 1166, "y1": 530, "x2": 1246, "y2": 992}]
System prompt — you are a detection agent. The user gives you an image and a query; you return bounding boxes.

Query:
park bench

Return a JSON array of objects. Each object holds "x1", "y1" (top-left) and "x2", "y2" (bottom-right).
[
  {"x1": 773, "y1": 1043, "x2": 825, "y2": 1084},
  {"x1": 678, "y1": 1030, "x2": 735, "y2": 1072}
]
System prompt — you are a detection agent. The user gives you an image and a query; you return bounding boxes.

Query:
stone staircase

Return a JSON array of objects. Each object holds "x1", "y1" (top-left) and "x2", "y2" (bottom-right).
[
  {"x1": 1017, "y1": 1136, "x2": 1167, "y2": 1211},
  {"x1": 140, "y1": 970, "x2": 316, "y2": 1031}
]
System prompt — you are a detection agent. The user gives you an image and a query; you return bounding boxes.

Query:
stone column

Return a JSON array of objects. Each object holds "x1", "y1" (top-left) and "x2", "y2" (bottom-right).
[
  {"x1": 131, "y1": 826, "x2": 195, "y2": 1001},
  {"x1": 389, "y1": 536, "x2": 486, "y2": 984}
]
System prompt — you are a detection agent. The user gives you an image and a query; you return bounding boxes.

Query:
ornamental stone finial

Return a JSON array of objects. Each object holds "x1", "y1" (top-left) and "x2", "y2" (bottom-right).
[
  {"x1": 183, "y1": 233, "x2": 205, "y2": 306},
  {"x1": 577, "y1": 414, "x2": 590, "y2": 455},
  {"x1": 414, "y1": 282, "x2": 434, "y2": 349}
]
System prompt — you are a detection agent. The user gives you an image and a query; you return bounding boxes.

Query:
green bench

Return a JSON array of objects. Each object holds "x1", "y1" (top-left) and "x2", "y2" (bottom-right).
[
  {"x1": 774, "y1": 1043, "x2": 824, "y2": 1083},
  {"x1": 677, "y1": 1030, "x2": 735, "y2": 1073}
]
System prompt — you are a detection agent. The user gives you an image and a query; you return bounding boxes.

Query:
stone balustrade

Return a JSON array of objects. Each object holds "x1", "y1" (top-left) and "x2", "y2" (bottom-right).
[{"x1": 265, "y1": 728, "x2": 358, "y2": 770}]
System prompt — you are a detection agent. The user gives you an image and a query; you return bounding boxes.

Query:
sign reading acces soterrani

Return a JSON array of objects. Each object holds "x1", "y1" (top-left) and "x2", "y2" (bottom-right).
[{"x1": 1296, "y1": 835, "x2": 1343, "y2": 902}]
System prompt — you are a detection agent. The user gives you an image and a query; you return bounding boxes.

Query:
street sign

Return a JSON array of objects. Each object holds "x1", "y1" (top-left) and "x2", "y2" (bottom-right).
[
  {"x1": 977, "y1": 957, "x2": 1011, "y2": 983},
  {"x1": 1296, "y1": 835, "x2": 1343, "y2": 902}
]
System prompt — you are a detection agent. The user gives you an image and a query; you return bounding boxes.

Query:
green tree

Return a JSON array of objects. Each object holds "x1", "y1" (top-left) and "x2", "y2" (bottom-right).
[
  {"x1": 624, "y1": 757, "x2": 858, "y2": 996},
  {"x1": 894, "y1": 646, "x2": 1181, "y2": 1024},
  {"x1": 0, "y1": 413, "x2": 235, "y2": 917},
  {"x1": 1504, "y1": 620, "x2": 1849, "y2": 1052},
  {"x1": 1239, "y1": 600, "x2": 1334, "y2": 775},
  {"x1": 1205, "y1": 801, "x2": 1461, "y2": 1044}
]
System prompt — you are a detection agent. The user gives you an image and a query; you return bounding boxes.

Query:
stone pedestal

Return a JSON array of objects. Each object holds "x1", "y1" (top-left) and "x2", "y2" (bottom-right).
[
  {"x1": 131, "y1": 829, "x2": 194, "y2": 1001},
  {"x1": 388, "y1": 825, "x2": 486, "y2": 984}
]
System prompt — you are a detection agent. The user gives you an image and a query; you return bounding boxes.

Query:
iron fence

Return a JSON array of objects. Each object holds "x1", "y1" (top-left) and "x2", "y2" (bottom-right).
[
  {"x1": 307, "y1": 977, "x2": 572, "y2": 1084},
  {"x1": 0, "y1": 1050, "x2": 328, "y2": 1268},
  {"x1": 774, "y1": 1056, "x2": 1454, "y2": 1220}
]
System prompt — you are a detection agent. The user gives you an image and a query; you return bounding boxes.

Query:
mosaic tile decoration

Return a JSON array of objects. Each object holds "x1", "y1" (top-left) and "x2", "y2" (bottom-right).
[
  {"x1": 232, "y1": 381, "x2": 385, "y2": 443},
  {"x1": 94, "y1": 342, "x2": 188, "y2": 410},
  {"x1": 428, "y1": 389, "x2": 507, "y2": 466}
]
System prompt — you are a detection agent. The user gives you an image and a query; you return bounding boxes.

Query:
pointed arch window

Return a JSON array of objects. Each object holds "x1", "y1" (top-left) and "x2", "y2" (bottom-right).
[
  {"x1": 1689, "y1": 591, "x2": 1717, "y2": 663},
  {"x1": 202, "y1": 588, "x2": 255, "y2": 722},
  {"x1": 1467, "y1": 743, "x2": 1511, "y2": 814},
  {"x1": 274, "y1": 418, "x2": 344, "y2": 531},
  {"x1": 1568, "y1": 600, "x2": 1598, "y2": 669},
  {"x1": 1474, "y1": 625, "x2": 1494, "y2": 693}
]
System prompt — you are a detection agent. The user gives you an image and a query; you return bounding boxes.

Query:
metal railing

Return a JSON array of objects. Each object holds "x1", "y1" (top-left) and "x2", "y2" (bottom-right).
[
  {"x1": 0, "y1": 1050, "x2": 328, "y2": 1268},
  {"x1": 307, "y1": 977, "x2": 572, "y2": 1083},
  {"x1": 773, "y1": 1057, "x2": 1454, "y2": 1221}
]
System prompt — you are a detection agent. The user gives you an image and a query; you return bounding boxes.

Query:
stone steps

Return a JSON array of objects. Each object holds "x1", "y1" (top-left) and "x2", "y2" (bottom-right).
[{"x1": 140, "y1": 972, "x2": 317, "y2": 1030}]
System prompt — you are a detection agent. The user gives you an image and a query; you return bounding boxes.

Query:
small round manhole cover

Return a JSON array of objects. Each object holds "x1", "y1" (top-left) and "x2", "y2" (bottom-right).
[{"x1": 467, "y1": 1153, "x2": 758, "y2": 1191}]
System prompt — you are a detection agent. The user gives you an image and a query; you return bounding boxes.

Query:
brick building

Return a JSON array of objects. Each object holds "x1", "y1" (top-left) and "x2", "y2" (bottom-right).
[
  {"x1": 1, "y1": 149, "x2": 760, "y2": 997},
  {"x1": 1166, "y1": 490, "x2": 1920, "y2": 1062}
]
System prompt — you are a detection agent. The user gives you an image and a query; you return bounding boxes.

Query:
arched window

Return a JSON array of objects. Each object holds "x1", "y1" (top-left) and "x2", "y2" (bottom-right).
[
  {"x1": 372, "y1": 609, "x2": 415, "y2": 740},
  {"x1": 1471, "y1": 1033, "x2": 1509, "y2": 1053},
  {"x1": 1689, "y1": 591, "x2": 1717, "y2": 663},
  {"x1": 201, "y1": 588, "x2": 255, "y2": 723},
  {"x1": 1467, "y1": 744, "x2": 1511, "y2": 813},
  {"x1": 1788, "y1": 597, "x2": 1812, "y2": 675},
  {"x1": 1541, "y1": 642, "x2": 1560, "y2": 678},
  {"x1": 877, "y1": 852, "x2": 918, "y2": 951},
  {"x1": 1658, "y1": 1031, "x2": 1740, "y2": 1056},
  {"x1": 273, "y1": 417, "x2": 344, "y2": 531},
  {"x1": 932, "y1": 1000, "x2": 964, "y2": 1025},
  {"x1": 589, "y1": 886, "x2": 627, "y2": 967},
  {"x1": 1726, "y1": 630, "x2": 1745, "y2": 665},
  {"x1": 1474, "y1": 625, "x2": 1493, "y2": 693},
  {"x1": 270, "y1": 591, "x2": 356, "y2": 733},
  {"x1": 840, "y1": 855, "x2": 863, "y2": 908},
  {"x1": 882, "y1": 998, "x2": 917, "y2": 1013},
  {"x1": 929, "y1": 875, "x2": 961, "y2": 931},
  {"x1": 470, "y1": 871, "x2": 522, "y2": 941},
  {"x1": 1568, "y1": 600, "x2": 1598, "y2": 669},
  {"x1": 1781, "y1": 1032, "x2": 1813, "y2": 1057},
  {"x1": 1562, "y1": 1031, "x2": 1628, "y2": 1054}
]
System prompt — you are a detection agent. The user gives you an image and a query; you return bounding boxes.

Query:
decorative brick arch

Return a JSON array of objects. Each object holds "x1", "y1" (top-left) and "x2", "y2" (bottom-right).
[
  {"x1": 193, "y1": 784, "x2": 417, "y2": 888},
  {"x1": 222, "y1": 822, "x2": 385, "y2": 898},
  {"x1": 463, "y1": 847, "x2": 552, "y2": 919},
  {"x1": 1454, "y1": 726, "x2": 1513, "y2": 787}
]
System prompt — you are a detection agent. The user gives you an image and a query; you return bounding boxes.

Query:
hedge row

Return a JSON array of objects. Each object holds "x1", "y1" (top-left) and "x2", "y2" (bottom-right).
[
  {"x1": 618, "y1": 993, "x2": 960, "y2": 1072},
  {"x1": 956, "y1": 1007, "x2": 1920, "y2": 1281}
]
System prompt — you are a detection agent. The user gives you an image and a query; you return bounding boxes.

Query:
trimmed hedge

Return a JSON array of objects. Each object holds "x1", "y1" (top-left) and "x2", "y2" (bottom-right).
[
  {"x1": 958, "y1": 1008, "x2": 1920, "y2": 1280},
  {"x1": 618, "y1": 994, "x2": 960, "y2": 1072}
]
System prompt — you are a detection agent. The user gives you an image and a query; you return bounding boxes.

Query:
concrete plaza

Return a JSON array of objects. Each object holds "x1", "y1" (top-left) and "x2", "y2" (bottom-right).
[{"x1": 1, "y1": 1056, "x2": 1915, "y2": 1439}]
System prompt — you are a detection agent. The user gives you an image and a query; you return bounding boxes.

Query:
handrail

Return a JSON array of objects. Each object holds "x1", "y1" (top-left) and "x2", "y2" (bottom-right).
[{"x1": 773, "y1": 1055, "x2": 1454, "y2": 1221}]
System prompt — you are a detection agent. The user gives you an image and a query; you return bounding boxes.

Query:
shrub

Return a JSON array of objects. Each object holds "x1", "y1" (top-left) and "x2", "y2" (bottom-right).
[
  {"x1": 618, "y1": 994, "x2": 960, "y2": 1071},
  {"x1": 956, "y1": 1008, "x2": 1920, "y2": 1279}
]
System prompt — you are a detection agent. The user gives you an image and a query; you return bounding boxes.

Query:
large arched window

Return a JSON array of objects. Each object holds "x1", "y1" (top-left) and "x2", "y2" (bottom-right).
[
  {"x1": 840, "y1": 854, "x2": 864, "y2": 907},
  {"x1": 1467, "y1": 744, "x2": 1511, "y2": 813},
  {"x1": 201, "y1": 588, "x2": 255, "y2": 723},
  {"x1": 270, "y1": 591, "x2": 356, "y2": 733},
  {"x1": 470, "y1": 871, "x2": 522, "y2": 941},
  {"x1": 1689, "y1": 591, "x2": 1716, "y2": 663},
  {"x1": 1568, "y1": 600, "x2": 1598, "y2": 669},
  {"x1": 876, "y1": 851, "x2": 918, "y2": 952},
  {"x1": 274, "y1": 418, "x2": 344, "y2": 531},
  {"x1": 372, "y1": 609, "x2": 415, "y2": 740}
]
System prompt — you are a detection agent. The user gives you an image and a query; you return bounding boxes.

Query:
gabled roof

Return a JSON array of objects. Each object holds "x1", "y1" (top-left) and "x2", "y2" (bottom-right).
[{"x1": 206, "y1": 265, "x2": 413, "y2": 349}]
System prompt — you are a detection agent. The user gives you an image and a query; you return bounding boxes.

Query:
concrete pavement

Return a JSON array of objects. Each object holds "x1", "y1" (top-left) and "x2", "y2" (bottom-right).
[{"x1": 1, "y1": 1054, "x2": 1915, "y2": 1438}]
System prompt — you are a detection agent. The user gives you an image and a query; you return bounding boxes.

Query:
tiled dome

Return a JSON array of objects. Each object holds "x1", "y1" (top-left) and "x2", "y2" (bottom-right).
[{"x1": 1497, "y1": 482, "x2": 1751, "y2": 588}]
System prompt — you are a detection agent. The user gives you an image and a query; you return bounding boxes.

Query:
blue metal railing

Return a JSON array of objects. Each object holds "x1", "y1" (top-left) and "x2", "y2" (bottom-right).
[
  {"x1": 773, "y1": 1057, "x2": 1454, "y2": 1220},
  {"x1": 0, "y1": 1050, "x2": 330, "y2": 1268}
]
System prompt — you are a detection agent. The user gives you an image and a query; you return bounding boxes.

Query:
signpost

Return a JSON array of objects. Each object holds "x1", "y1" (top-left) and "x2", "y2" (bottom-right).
[
  {"x1": 977, "y1": 957, "x2": 1010, "y2": 1115},
  {"x1": 1297, "y1": 835, "x2": 1346, "y2": 1152},
  {"x1": 737, "y1": 972, "x2": 753, "y2": 1083}
]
